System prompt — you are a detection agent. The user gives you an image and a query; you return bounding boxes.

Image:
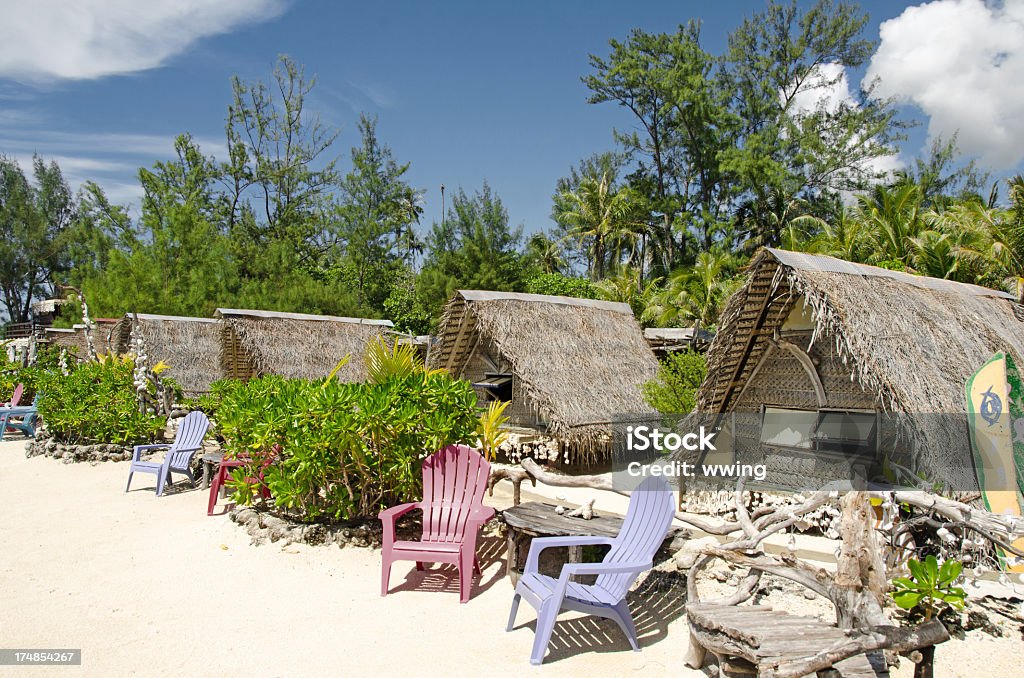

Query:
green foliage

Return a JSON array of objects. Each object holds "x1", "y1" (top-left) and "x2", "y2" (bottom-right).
[
  {"x1": 417, "y1": 182, "x2": 525, "y2": 323},
  {"x1": 523, "y1": 273, "x2": 598, "y2": 299},
  {"x1": 35, "y1": 359, "x2": 165, "y2": 445},
  {"x1": 0, "y1": 155, "x2": 76, "y2": 323},
  {"x1": 891, "y1": 555, "x2": 967, "y2": 621},
  {"x1": 642, "y1": 351, "x2": 707, "y2": 414},
  {"x1": 216, "y1": 372, "x2": 479, "y2": 522}
]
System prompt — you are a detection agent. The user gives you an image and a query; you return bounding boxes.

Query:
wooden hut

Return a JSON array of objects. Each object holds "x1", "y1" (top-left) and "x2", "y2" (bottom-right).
[
  {"x1": 429, "y1": 290, "x2": 660, "y2": 464},
  {"x1": 114, "y1": 314, "x2": 224, "y2": 395},
  {"x1": 644, "y1": 327, "x2": 714, "y2": 357},
  {"x1": 691, "y1": 247, "x2": 1024, "y2": 491},
  {"x1": 215, "y1": 308, "x2": 393, "y2": 382}
]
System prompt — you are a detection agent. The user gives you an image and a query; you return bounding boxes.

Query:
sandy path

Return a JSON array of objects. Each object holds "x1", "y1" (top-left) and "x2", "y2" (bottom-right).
[
  {"x1": 0, "y1": 441, "x2": 691, "y2": 677},
  {"x1": 1, "y1": 439, "x2": 1020, "y2": 677}
]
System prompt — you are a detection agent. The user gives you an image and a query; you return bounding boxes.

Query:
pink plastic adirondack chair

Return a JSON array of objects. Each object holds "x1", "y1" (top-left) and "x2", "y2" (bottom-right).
[
  {"x1": 379, "y1": 444, "x2": 495, "y2": 604},
  {"x1": 2, "y1": 383, "x2": 24, "y2": 408}
]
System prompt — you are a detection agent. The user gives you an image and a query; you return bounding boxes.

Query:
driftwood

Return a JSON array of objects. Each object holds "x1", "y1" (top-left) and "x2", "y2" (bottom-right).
[{"x1": 487, "y1": 463, "x2": 535, "y2": 506}]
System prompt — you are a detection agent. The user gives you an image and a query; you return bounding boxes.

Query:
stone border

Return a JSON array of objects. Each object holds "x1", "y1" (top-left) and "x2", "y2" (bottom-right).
[
  {"x1": 25, "y1": 437, "x2": 135, "y2": 463},
  {"x1": 229, "y1": 506, "x2": 388, "y2": 548}
]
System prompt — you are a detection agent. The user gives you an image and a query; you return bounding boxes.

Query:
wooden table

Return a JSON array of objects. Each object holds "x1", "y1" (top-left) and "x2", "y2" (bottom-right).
[{"x1": 502, "y1": 501, "x2": 680, "y2": 584}]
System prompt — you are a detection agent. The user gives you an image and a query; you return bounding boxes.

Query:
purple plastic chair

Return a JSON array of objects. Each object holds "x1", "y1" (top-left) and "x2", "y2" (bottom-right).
[
  {"x1": 125, "y1": 411, "x2": 210, "y2": 496},
  {"x1": 379, "y1": 444, "x2": 495, "y2": 604},
  {"x1": 507, "y1": 475, "x2": 676, "y2": 665}
]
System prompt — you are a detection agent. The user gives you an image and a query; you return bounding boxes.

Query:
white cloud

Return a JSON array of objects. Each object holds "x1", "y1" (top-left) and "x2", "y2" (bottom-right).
[
  {"x1": 785, "y1": 62, "x2": 904, "y2": 185},
  {"x1": 866, "y1": 0, "x2": 1024, "y2": 170},
  {"x1": 788, "y1": 62, "x2": 855, "y2": 115},
  {"x1": 0, "y1": 0, "x2": 287, "y2": 81}
]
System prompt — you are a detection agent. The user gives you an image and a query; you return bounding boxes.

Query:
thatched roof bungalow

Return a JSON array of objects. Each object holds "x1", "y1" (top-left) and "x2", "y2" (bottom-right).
[
  {"x1": 215, "y1": 308, "x2": 393, "y2": 383},
  {"x1": 644, "y1": 327, "x2": 715, "y2": 357},
  {"x1": 115, "y1": 314, "x2": 224, "y2": 395},
  {"x1": 692, "y1": 247, "x2": 1024, "y2": 491},
  {"x1": 429, "y1": 290, "x2": 660, "y2": 463}
]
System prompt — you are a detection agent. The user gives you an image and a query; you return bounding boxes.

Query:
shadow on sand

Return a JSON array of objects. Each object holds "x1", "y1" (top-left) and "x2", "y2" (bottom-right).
[{"x1": 507, "y1": 569, "x2": 688, "y2": 664}]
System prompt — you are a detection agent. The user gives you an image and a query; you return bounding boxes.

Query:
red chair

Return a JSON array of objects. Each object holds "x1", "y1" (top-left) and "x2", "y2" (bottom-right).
[
  {"x1": 207, "y1": 450, "x2": 274, "y2": 516},
  {"x1": 379, "y1": 444, "x2": 495, "y2": 603}
]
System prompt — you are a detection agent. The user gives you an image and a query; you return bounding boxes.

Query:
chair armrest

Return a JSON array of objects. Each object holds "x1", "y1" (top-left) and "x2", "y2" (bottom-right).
[
  {"x1": 378, "y1": 502, "x2": 421, "y2": 521},
  {"x1": 379, "y1": 502, "x2": 422, "y2": 547},
  {"x1": 467, "y1": 506, "x2": 496, "y2": 525},
  {"x1": 524, "y1": 536, "x2": 617, "y2": 573},
  {"x1": 131, "y1": 444, "x2": 170, "y2": 461},
  {"x1": 558, "y1": 561, "x2": 651, "y2": 579}
]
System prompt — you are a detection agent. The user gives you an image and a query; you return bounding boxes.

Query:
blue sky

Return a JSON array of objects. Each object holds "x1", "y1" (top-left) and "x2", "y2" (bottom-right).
[{"x1": 1, "y1": 0, "x2": 1023, "y2": 237}]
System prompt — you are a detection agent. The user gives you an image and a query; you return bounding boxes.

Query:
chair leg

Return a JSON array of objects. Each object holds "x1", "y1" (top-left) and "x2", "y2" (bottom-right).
[
  {"x1": 156, "y1": 469, "x2": 168, "y2": 496},
  {"x1": 207, "y1": 472, "x2": 221, "y2": 515},
  {"x1": 415, "y1": 562, "x2": 424, "y2": 571},
  {"x1": 530, "y1": 599, "x2": 559, "y2": 665},
  {"x1": 610, "y1": 600, "x2": 640, "y2": 651},
  {"x1": 125, "y1": 471, "x2": 133, "y2": 493},
  {"x1": 381, "y1": 558, "x2": 392, "y2": 597},
  {"x1": 458, "y1": 553, "x2": 474, "y2": 604},
  {"x1": 473, "y1": 557, "x2": 482, "y2": 576},
  {"x1": 506, "y1": 593, "x2": 521, "y2": 631}
]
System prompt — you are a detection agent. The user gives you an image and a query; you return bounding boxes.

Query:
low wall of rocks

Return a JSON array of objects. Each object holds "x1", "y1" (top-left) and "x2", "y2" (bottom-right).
[
  {"x1": 25, "y1": 435, "x2": 134, "y2": 463},
  {"x1": 229, "y1": 506, "x2": 385, "y2": 548}
]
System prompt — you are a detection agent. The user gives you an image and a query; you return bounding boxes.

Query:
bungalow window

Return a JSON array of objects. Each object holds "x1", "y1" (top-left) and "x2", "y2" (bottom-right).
[
  {"x1": 760, "y1": 407, "x2": 877, "y2": 456},
  {"x1": 472, "y1": 372, "x2": 513, "y2": 403}
]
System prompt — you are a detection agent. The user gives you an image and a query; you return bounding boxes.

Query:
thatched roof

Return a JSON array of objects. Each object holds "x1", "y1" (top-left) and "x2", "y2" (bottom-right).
[
  {"x1": 698, "y1": 248, "x2": 1024, "y2": 486},
  {"x1": 215, "y1": 308, "x2": 393, "y2": 382},
  {"x1": 429, "y1": 290, "x2": 660, "y2": 453},
  {"x1": 119, "y1": 314, "x2": 224, "y2": 395}
]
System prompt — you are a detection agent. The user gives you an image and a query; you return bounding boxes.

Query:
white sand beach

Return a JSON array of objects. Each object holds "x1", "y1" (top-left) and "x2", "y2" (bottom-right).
[{"x1": 1, "y1": 439, "x2": 1020, "y2": 677}]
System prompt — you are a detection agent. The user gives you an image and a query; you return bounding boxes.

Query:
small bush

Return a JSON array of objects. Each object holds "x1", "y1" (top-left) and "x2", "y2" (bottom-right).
[
  {"x1": 36, "y1": 359, "x2": 165, "y2": 445},
  {"x1": 642, "y1": 350, "x2": 707, "y2": 414},
  {"x1": 217, "y1": 371, "x2": 480, "y2": 522}
]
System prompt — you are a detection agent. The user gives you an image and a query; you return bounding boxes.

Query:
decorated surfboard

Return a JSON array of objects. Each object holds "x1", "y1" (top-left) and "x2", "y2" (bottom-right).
[{"x1": 965, "y1": 352, "x2": 1024, "y2": 572}]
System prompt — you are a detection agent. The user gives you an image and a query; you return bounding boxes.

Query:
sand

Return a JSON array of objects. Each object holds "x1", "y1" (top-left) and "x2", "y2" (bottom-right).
[{"x1": 1, "y1": 438, "x2": 1020, "y2": 677}]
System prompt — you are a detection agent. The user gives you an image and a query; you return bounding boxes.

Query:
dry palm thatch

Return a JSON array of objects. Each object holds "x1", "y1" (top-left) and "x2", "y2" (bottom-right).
[
  {"x1": 116, "y1": 314, "x2": 224, "y2": 395},
  {"x1": 429, "y1": 290, "x2": 660, "y2": 462},
  {"x1": 697, "y1": 247, "x2": 1024, "y2": 488},
  {"x1": 216, "y1": 308, "x2": 394, "y2": 383}
]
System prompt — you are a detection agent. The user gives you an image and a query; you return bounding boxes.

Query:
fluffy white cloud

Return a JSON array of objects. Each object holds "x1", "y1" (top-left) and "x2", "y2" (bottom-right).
[
  {"x1": 0, "y1": 0, "x2": 287, "y2": 81},
  {"x1": 788, "y1": 62, "x2": 855, "y2": 115},
  {"x1": 866, "y1": 0, "x2": 1024, "y2": 169},
  {"x1": 785, "y1": 62, "x2": 904, "y2": 185}
]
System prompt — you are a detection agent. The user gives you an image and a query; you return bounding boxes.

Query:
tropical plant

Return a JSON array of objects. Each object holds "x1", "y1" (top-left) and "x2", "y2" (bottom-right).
[
  {"x1": 35, "y1": 359, "x2": 165, "y2": 445},
  {"x1": 217, "y1": 371, "x2": 480, "y2": 522},
  {"x1": 555, "y1": 173, "x2": 643, "y2": 279},
  {"x1": 642, "y1": 351, "x2": 707, "y2": 414},
  {"x1": 642, "y1": 250, "x2": 738, "y2": 329},
  {"x1": 891, "y1": 555, "x2": 967, "y2": 621},
  {"x1": 364, "y1": 336, "x2": 435, "y2": 384},
  {"x1": 475, "y1": 400, "x2": 509, "y2": 461}
]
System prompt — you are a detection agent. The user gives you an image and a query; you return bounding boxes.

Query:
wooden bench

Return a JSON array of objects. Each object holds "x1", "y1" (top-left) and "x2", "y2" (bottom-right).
[
  {"x1": 502, "y1": 501, "x2": 683, "y2": 584},
  {"x1": 685, "y1": 604, "x2": 948, "y2": 677}
]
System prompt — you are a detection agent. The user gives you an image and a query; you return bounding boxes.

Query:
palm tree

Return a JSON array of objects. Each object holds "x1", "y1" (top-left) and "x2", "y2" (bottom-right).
[
  {"x1": 642, "y1": 249, "x2": 738, "y2": 330},
  {"x1": 592, "y1": 266, "x2": 661, "y2": 319},
  {"x1": 555, "y1": 173, "x2": 642, "y2": 280},
  {"x1": 855, "y1": 183, "x2": 925, "y2": 267}
]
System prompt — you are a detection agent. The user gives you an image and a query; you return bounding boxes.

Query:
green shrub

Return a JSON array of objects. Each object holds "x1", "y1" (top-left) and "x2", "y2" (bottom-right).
[
  {"x1": 891, "y1": 555, "x2": 967, "y2": 621},
  {"x1": 642, "y1": 350, "x2": 707, "y2": 414},
  {"x1": 36, "y1": 359, "x2": 165, "y2": 445},
  {"x1": 217, "y1": 371, "x2": 480, "y2": 522}
]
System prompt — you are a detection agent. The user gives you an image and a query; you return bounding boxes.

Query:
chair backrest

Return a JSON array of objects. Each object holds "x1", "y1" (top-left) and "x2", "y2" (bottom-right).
[
  {"x1": 596, "y1": 475, "x2": 676, "y2": 598},
  {"x1": 167, "y1": 411, "x2": 210, "y2": 469},
  {"x1": 420, "y1": 444, "x2": 491, "y2": 543},
  {"x1": 8, "y1": 383, "x2": 23, "y2": 407}
]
